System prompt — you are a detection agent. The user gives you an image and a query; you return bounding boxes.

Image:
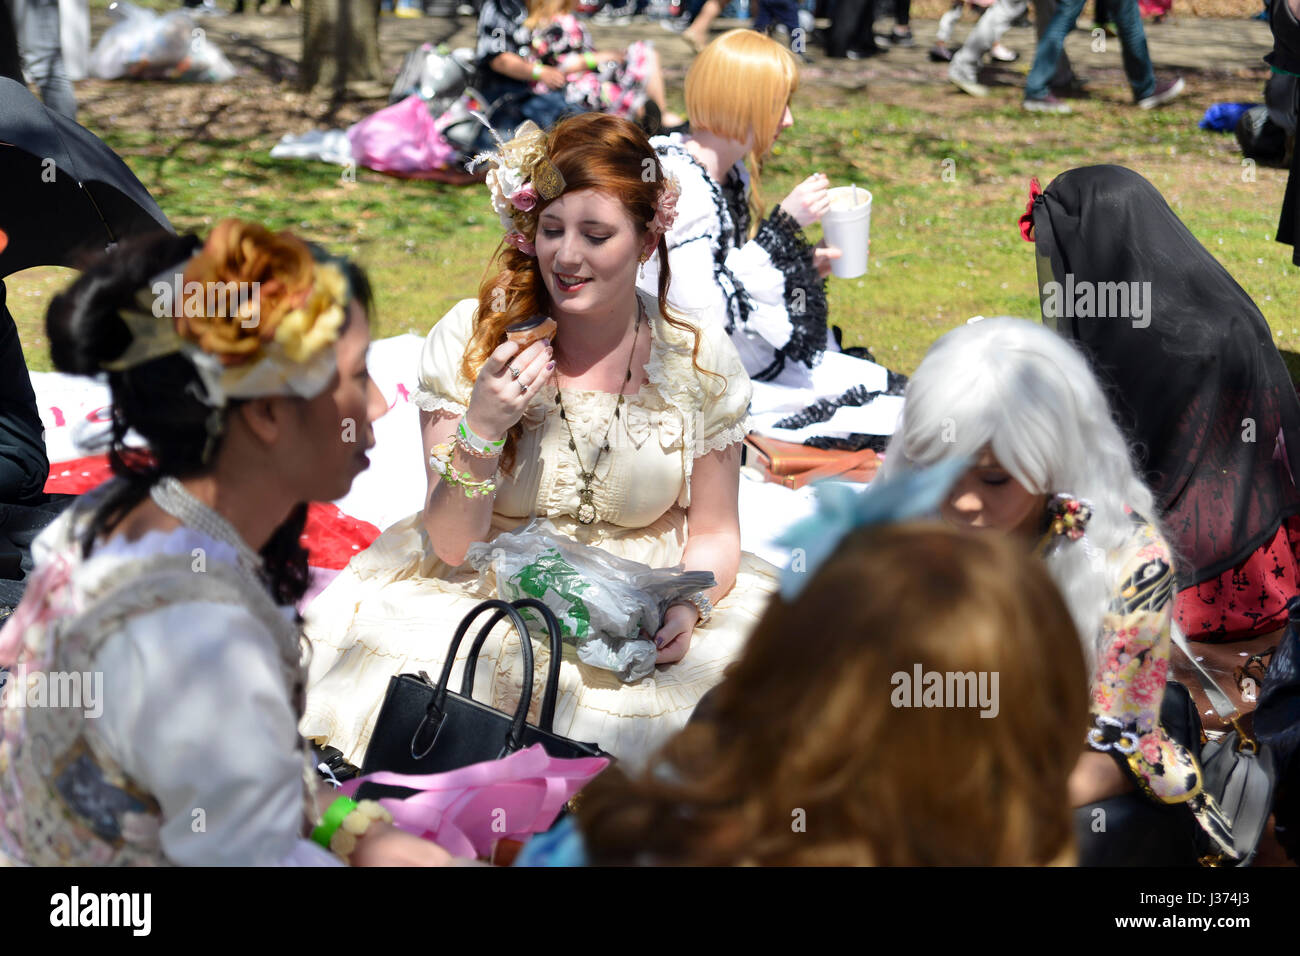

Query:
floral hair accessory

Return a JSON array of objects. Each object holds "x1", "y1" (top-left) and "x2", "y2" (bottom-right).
[
  {"x1": 470, "y1": 120, "x2": 567, "y2": 254},
  {"x1": 1019, "y1": 176, "x2": 1043, "y2": 243},
  {"x1": 775, "y1": 457, "x2": 970, "y2": 601},
  {"x1": 504, "y1": 231, "x2": 537, "y2": 257},
  {"x1": 646, "y1": 174, "x2": 680, "y2": 236},
  {"x1": 1045, "y1": 492, "x2": 1093, "y2": 541},
  {"x1": 101, "y1": 219, "x2": 348, "y2": 408}
]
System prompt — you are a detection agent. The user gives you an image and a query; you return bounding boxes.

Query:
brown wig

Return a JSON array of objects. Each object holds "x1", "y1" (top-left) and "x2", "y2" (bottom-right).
[
  {"x1": 463, "y1": 112, "x2": 722, "y2": 470},
  {"x1": 576, "y1": 523, "x2": 1090, "y2": 866}
]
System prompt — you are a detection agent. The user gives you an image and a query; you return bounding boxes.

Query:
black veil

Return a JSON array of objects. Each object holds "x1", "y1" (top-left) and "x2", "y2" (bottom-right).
[{"x1": 1028, "y1": 164, "x2": 1300, "y2": 587}]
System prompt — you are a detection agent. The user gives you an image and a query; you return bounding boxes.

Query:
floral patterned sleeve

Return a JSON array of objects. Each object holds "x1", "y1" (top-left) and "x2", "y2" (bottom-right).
[{"x1": 1087, "y1": 522, "x2": 1203, "y2": 803}]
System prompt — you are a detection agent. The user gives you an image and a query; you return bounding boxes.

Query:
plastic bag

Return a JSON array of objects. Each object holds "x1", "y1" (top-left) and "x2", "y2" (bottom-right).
[
  {"x1": 464, "y1": 518, "x2": 716, "y2": 683},
  {"x1": 347, "y1": 95, "x2": 457, "y2": 174},
  {"x1": 389, "y1": 43, "x2": 475, "y2": 106},
  {"x1": 90, "y1": 1, "x2": 236, "y2": 83}
]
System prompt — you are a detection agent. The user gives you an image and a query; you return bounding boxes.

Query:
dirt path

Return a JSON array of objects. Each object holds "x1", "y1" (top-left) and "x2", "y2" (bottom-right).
[{"x1": 76, "y1": 9, "x2": 1275, "y2": 140}]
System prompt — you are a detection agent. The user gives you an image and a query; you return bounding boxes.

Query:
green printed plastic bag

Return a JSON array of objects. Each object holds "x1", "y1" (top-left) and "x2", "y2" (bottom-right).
[{"x1": 465, "y1": 518, "x2": 716, "y2": 682}]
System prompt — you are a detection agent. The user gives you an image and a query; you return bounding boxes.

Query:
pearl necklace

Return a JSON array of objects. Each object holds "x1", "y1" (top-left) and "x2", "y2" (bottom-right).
[{"x1": 149, "y1": 476, "x2": 265, "y2": 588}]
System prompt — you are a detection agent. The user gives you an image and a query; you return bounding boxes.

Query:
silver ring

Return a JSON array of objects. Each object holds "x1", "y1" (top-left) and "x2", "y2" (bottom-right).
[
  {"x1": 520, "y1": 381, "x2": 529, "y2": 394},
  {"x1": 509, "y1": 365, "x2": 522, "y2": 380}
]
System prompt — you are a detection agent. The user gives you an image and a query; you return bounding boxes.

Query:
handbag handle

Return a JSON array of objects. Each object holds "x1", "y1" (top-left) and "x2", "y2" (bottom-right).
[
  {"x1": 1170, "y1": 623, "x2": 1260, "y2": 751},
  {"x1": 459, "y1": 598, "x2": 563, "y2": 733},
  {"x1": 410, "y1": 599, "x2": 535, "y2": 762}
]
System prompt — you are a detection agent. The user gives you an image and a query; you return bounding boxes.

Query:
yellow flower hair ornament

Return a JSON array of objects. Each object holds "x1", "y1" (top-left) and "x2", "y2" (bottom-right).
[{"x1": 102, "y1": 220, "x2": 349, "y2": 409}]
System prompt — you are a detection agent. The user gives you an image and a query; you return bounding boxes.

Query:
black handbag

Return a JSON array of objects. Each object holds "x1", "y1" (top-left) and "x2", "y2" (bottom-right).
[
  {"x1": 355, "y1": 598, "x2": 610, "y2": 802},
  {"x1": 1171, "y1": 628, "x2": 1277, "y2": 866}
]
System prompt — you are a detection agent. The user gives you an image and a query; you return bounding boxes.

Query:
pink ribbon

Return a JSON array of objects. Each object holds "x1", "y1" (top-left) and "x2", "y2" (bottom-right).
[{"x1": 340, "y1": 744, "x2": 609, "y2": 859}]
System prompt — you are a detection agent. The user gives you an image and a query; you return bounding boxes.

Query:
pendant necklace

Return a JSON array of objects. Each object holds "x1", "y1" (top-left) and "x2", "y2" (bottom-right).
[{"x1": 554, "y1": 299, "x2": 643, "y2": 525}]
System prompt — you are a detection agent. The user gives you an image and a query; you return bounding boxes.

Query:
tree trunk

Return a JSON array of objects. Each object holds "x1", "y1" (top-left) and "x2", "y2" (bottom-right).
[{"x1": 299, "y1": 0, "x2": 382, "y2": 93}]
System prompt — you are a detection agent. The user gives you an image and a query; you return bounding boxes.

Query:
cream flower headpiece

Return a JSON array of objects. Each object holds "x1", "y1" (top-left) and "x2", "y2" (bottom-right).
[{"x1": 470, "y1": 120, "x2": 566, "y2": 258}]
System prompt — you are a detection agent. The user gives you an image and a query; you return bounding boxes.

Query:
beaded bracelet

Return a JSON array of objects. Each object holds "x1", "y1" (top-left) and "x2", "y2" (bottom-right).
[
  {"x1": 430, "y1": 443, "x2": 498, "y2": 498},
  {"x1": 311, "y1": 796, "x2": 393, "y2": 863},
  {"x1": 670, "y1": 590, "x2": 713, "y2": 625},
  {"x1": 584, "y1": 52, "x2": 599, "y2": 71},
  {"x1": 456, "y1": 417, "x2": 505, "y2": 458}
]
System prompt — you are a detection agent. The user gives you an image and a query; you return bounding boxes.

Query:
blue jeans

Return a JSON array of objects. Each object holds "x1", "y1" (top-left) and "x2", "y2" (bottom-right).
[
  {"x1": 1024, "y1": 0, "x2": 1154, "y2": 101},
  {"x1": 11, "y1": 0, "x2": 75, "y2": 118},
  {"x1": 755, "y1": 0, "x2": 799, "y2": 31}
]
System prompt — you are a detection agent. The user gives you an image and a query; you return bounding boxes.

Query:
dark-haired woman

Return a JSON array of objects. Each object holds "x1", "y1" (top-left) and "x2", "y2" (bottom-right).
[
  {"x1": 0, "y1": 220, "x2": 449, "y2": 866},
  {"x1": 302, "y1": 113, "x2": 778, "y2": 772}
]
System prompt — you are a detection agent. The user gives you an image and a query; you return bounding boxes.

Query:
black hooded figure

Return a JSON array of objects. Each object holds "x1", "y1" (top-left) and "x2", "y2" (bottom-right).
[
  {"x1": 1267, "y1": 0, "x2": 1300, "y2": 265},
  {"x1": 1023, "y1": 164, "x2": 1300, "y2": 640}
]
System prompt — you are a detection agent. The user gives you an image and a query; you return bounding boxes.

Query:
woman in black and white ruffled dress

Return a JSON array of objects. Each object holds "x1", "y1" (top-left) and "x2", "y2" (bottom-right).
[{"x1": 638, "y1": 29, "x2": 907, "y2": 449}]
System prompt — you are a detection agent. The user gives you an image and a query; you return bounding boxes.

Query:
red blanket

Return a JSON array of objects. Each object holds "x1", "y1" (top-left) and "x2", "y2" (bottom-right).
[{"x1": 45, "y1": 456, "x2": 381, "y2": 571}]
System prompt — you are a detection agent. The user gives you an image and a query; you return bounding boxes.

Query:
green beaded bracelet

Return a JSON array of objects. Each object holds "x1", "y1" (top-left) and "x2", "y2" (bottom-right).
[{"x1": 311, "y1": 795, "x2": 358, "y2": 850}]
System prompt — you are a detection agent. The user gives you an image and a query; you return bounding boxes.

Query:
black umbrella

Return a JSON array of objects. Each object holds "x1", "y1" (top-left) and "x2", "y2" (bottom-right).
[{"x1": 0, "y1": 76, "x2": 174, "y2": 278}]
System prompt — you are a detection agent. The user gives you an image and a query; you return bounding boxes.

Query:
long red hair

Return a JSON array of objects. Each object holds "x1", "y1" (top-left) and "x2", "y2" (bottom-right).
[{"x1": 465, "y1": 113, "x2": 719, "y2": 468}]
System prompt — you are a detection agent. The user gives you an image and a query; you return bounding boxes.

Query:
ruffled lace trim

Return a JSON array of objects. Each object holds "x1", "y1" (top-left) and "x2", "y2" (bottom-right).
[
  {"x1": 773, "y1": 384, "x2": 885, "y2": 431},
  {"x1": 803, "y1": 434, "x2": 892, "y2": 453},
  {"x1": 411, "y1": 386, "x2": 467, "y2": 416},
  {"x1": 639, "y1": 290, "x2": 703, "y2": 413},
  {"x1": 655, "y1": 142, "x2": 752, "y2": 338},
  {"x1": 751, "y1": 204, "x2": 828, "y2": 379},
  {"x1": 694, "y1": 415, "x2": 751, "y2": 458}
]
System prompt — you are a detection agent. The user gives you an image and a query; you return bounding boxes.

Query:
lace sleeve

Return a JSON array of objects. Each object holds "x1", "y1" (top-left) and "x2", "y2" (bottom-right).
[
  {"x1": 750, "y1": 204, "x2": 829, "y2": 371},
  {"x1": 692, "y1": 321, "x2": 753, "y2": 458}
]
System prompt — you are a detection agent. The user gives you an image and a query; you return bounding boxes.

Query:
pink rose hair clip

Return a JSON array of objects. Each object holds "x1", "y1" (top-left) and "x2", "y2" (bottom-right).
[{"x1": 647, "y1": 175, "x2": 681, "y2": 237}]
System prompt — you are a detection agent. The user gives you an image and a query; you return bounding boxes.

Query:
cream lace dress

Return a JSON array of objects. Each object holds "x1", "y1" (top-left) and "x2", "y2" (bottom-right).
[{"x1": 301, "y1": 291, "x2": 780, "y2": 769}]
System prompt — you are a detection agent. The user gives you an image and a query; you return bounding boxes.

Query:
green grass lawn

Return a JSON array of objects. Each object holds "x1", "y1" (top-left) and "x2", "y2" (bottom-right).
[{"x1": 8, "y1": 60, "x2": 1299, "y2": 379}]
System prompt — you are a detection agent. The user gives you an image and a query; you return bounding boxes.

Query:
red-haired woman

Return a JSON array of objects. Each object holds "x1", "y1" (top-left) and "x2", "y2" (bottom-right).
[{"x1": 302, "y1": 113, "x2": 778, "y2": 771}]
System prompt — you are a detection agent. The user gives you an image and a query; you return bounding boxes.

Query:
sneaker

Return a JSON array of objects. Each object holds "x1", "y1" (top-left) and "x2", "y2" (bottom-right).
[
  {"x1": 890, "y1": 28, "x2": 915, "y2": 47},
  {"x1": 1023, "y1": 94, "x2": 1072, "y2": 113},
  {"x1": 1136, "y1": 76, "x2": 1184, "y2": 110},
  {"x1": 948, "y1": 64, "x2": 988, "y2": 97},
  {"x1": 990, "y1": 43, "x2": 1019, "y2": 62},
  {"x1": 928, "y1": 43, "x2": 953, "y2": 62}
]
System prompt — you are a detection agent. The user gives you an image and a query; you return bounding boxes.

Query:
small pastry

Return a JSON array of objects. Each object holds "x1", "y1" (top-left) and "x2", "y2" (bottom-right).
[{"x1": 505, "y1": 315, "x2": 557, "y2": 348}]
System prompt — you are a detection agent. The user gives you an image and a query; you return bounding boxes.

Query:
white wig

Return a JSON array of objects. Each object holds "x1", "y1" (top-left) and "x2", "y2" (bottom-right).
[{"x1": 878, "y1": 317, "x2": 1164, "y2": 663}]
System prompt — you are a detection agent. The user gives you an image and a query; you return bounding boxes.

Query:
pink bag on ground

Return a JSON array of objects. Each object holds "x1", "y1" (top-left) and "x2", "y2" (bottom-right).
[{"x1": 346, "y1": 95, "x2": 456, "y2": 174}]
